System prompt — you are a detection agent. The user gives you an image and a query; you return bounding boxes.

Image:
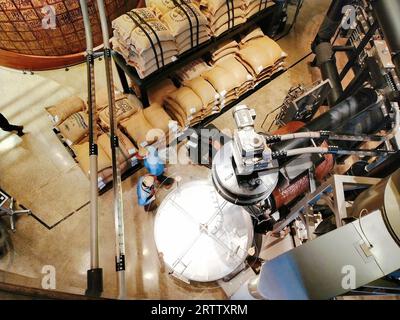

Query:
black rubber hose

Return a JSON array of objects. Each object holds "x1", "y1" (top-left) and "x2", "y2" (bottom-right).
[
  {"x1": 272, "y1": 88, "x2": 379, "y2": 152},
  {"x1": 311, "y1": 0, "x2": 352, "y2": 51},
  {"x1": 315, "y1": 42, "x2": 343, "y2": 106}
]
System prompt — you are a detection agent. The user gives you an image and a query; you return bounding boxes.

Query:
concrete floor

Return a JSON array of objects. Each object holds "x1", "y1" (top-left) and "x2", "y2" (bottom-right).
[{"x1": 0, "y1": 0, "x2": 331, "y2": 299}]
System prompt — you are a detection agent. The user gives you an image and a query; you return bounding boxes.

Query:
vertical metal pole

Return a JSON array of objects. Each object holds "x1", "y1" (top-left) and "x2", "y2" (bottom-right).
[
  {"x1": 80, "y1": 0, "x2": 103, "y2": 297},
  {"x1": 96, "y1": 0, "x2": 127, "y2": 299},
  {"x1": 371, "y1": 0, "x2": 400, "y2": 79}
]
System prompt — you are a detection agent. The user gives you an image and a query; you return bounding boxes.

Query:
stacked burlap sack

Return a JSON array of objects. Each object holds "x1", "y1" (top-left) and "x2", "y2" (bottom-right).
[
  {"x1": 72, "y1": 131, "x2": 138, "y2": 186},
  {"x1": 45, "y1": 91, "x2": 142, "y2": 183},
  {"x1": 112, "y1": 8, "x2": 178, "y2": 79},
  {"x1": 121, "y1": 102, "x2": 176, "y2": 148},
  {"x1": 210, "y1": 39, "x2": 239, "y2": 63},
  {"x1": 147, "y1": 0, "x2": 210, "y2": 54},
  {"x1": 164, "y1": 31, "x2": 287, "y2": 127},
  {"x1": 174, "y1": 58, "x2": 211, "y2": 82},
  {"x1": 197, "y1": 0, "x2": 246, "y2": 36},
  {"x1": 237, "y1": 33, "x2": 287, "y2": 85},
  {"x1": 244, "y1": 0, "x2": 270, "y2": 19}
]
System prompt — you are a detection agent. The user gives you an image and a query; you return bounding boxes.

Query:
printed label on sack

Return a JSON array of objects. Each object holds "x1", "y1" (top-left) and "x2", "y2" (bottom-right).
[
  {"x1": 98, "y1": 177, "x2": 106, "y2": 189},
  {"x1": 168, "y1": 120, "x2": 178, "y2": 132},
  {"x1": 128, "y1": 148, "x2": 136, "y2": 155},
  {"x1": 131, "y1": 157, "x2": 138, "y2": 167}
]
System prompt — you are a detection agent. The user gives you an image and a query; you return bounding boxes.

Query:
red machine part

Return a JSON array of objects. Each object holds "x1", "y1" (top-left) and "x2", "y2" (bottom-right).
[{"x1": 271, "y1": 122, "x2": 334, "y2": 209}]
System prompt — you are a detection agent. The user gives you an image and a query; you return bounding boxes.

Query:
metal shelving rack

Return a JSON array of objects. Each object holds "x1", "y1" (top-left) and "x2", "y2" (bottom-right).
[
  {"x1": 113, "y1": 2, "x2": 282, "y2": 106},
  {"x1": 95, "y1": 1, "x2": 287, "y2": 194}
]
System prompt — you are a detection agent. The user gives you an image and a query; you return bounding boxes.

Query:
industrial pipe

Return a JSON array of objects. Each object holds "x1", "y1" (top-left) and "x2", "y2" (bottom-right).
[
  {"x1": 80, "y1": 0, "x2": 103, "y2": 297},
  {"x1": 271, "y1": 89, "x2": 382, "y2": 210},
  {"x1": 96, "y1": 0, "x2": 127, "y2": 299},
  {"x1": 272, "y1": 88, "x2": 379, "y2": 153},
  {"x1": 311, "y1": 0, "x2": 351, "y2": 50},
  {"x1": 315, "y1": 42, "x2": 343, "y2": 106},
  {"x1": 371, "y1": 0, "x2": 400, "y2": 79}
]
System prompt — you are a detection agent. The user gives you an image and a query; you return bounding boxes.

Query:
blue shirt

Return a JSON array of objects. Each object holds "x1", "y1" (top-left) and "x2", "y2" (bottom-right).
[
  {"x1": 143, "y1": 146, "x2": 165, "y2": 177},
  {"x1": 137, "y1": 176, "x2": 155, "y2": 206}
]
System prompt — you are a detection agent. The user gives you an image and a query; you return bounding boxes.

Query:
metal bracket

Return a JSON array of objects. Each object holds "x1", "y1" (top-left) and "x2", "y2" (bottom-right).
[{"x1": 272, "y1": 175, "x2": 382, "y2": 235}]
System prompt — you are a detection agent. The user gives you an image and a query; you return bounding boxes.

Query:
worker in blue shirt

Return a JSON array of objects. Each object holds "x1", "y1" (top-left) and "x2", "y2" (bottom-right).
[
  {"x1": 136, "y1": 146, "x2": 174, "y2": 211},
  {"x1": 137, "y1": 175, "x2": 157, "y2": 212},
  {"x1": 141, "y1": 146, "x2": 174, "y2": 188}
]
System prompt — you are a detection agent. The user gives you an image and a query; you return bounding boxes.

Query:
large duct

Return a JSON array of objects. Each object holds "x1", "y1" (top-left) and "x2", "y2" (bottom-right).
[
  {"x1": 271, "y1": 88, "x2": 379, "y2": 153},
  {"x1": 271, "y1": 89, "x2": 383, "y2": 210}
]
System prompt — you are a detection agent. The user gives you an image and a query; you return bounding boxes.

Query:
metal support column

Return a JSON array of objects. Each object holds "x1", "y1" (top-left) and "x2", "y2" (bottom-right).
[
  {"x1": 80, "y1": 0, "x2": 103, "y2": 298},
  {"x1": 96, "y1": 0, "x2": 127, "y2": 299}
]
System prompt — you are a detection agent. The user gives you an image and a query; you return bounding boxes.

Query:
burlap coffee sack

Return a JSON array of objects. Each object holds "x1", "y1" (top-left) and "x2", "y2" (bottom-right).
[
  {"x1": 238, "y1": 37, "x2": 286, "y2": 75},
  {"x1": 212, "y1": 47, "x2": 239, "y2": 62},
  {"x1": 164, "y1": 100, "x2": 187, "y2": 127},
  {"x1": 143, "y1": 102, "x2": 173, "y2": 133},
  {"x1": 98, "y1": 95, "x2": 141, "y2": 129},
  {"x1": 146, "y1": 0, "x2": 177, "y2": 15},
  {"x1": 148, "y1": 78, "x2": 177, "y2": 105},
  {"x1": 132, "y1": 60, "x2": 177, "y2": 78},
  {"x1": 204, "y1": 2, "x2": 243, "y2": 23},
  {"x1": 235, "y1": 80, "x2": 254, "y2": 96},
  {"x1": 127, "y1": 46, "x2": 178, "y2": 66},
  {"x1": 121, "y1": 110, "x2": 157, "y2": 147},
  {"x1": 175, "y1": 59, "x2": 211, "y2": 82},
  {"x1": 201, "y1": 65, "x2": 239, "y2": 94},
  {"x1": 211, "y1": 17, "x2": 246, "y2": 36},
  {"x1": 245, "y1": 0, "x2": 269, "y2": 17},
  {"x1": 122, "y1": 39, "x2": 178, "y2": 58},
  {"x1": 46, "y1": 96, "x2": 85, "y2": 126},
  {"x1": 128, "y1": 50, "x2": 178, "y2": 71},
  {"x1": 175, "y1": 28, "x2": 209, "y2": 46},
  {"x1": 128, "y1": 20, "x2": 175, "y2": 54},
  {"x1": 112, "y1": 8, "x2": 159, "y2": 42},
  {"x1": 98, "y1": 131, "x2": 137, "y2": 163},
  {"x1": 58, "y1": 111, "x2": 89, "y2": 145},
  {"x1": 215, "y1": 56, "x2": 252, "y2": 86},
  {"x1": 165, "y1": 93, "x2": 204, "y2": 127},
  {"x1": 246, "y1": 36, "x2": 287, "y2": 62},
  {"x1": 210, "y1": 7, "x2": 245, "y2": 28},
  {"x1": 96, "y1": 87, "x2": 125, "y2": 111},
  {"x1": 177, "y1": 34, "x2": 210, "y2": 53},
  {"x1": 98, "y1": 160, "x2": 130, "y2": 184},
  {"x1": 199, "y1": 0, "x2": 243, "y2": 16},
  {"x1": 212, "y1": 39, "x2": 238, "y2": 57},
  {"x1": 219, "y1": 90, "x2": 236, "y2": 106},
  {"x1": 73, "y1": 141, "x2": 112, "y2": 176},
  {"x1": 184, "y1": 76, "x2": 218, "y2": 107},
  {"x1": 166, "y1": 86, "x2": 203, "y2": 115},
  {"x1": 161, "y1": 4, "x2": 208, "y2": 36},
  {"x1": 240, "y1": 27, "x2": 264, "y2": 44},
  {"x1": 112, "y1": 37, "x2": 130, "y2": 59},
  {"x1": 255, "y1": 62, "x2": 285, "y2": 83}
]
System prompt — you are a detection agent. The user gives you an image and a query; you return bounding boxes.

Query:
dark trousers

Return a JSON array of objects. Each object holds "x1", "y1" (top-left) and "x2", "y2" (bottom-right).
[{"x1": 0, "y1": 113, "x2": 20, "y2": 133}]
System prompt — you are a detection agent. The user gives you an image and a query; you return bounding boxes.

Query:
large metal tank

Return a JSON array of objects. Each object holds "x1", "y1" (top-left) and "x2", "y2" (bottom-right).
[
  {"x1": 0, "y1": 0, "x2": 141, "y2": 70},
  {"x1": 351, "y1": 168, "x2": 400, "y2": 246}
]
